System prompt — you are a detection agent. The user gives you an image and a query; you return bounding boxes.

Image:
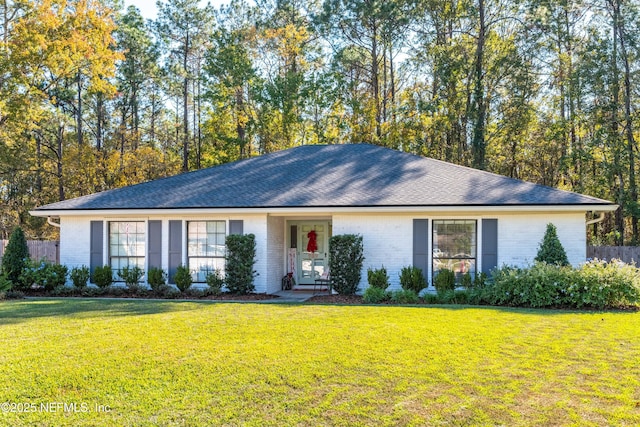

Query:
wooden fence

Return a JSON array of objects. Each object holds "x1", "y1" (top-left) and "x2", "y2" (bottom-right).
[
  {"x1": 0, "y1": 240, "x2": 59, "y2": 265},
  {"x1": 587, "y1": 246, "x2": 640, "y2": 265}
]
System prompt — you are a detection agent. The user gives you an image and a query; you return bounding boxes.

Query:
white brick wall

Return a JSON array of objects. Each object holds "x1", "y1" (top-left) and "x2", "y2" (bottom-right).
[
  {"x1": 59, "y1": 216, "x2": 91, "y2": 269},
  {"x1": 56, "y1": 210, "x2": 587, "y2": 293},
  {"x1": 266, "y1": 216, "x2": 285, "y2": 294},
  {"x1": 497, "y1": 212, "x2": 586, "y2": 268},
  {"x1": 333, "y1": 214, "x2": 413, "y2": 290},
  {"x1": 243, "y1": 215, "x2": 268, "y2": 293},
  {"x1": 334, "y1": 211, "x2": 587, "y2": 291},
  {"x1": 59, "y1": 213, "x2": 270, "y2": 290}
]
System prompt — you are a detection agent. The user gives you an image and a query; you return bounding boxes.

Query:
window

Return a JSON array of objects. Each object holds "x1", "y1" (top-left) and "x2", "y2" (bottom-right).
[
  {"x1": 109, "y1": 221, "x2": 145, "y2": 276},
  {"x1": 188, "y1": 221, "x2": 226, "y2": 282},
  {"x1": 432, "y1": 220, "x2": 477, "y2": 280}
]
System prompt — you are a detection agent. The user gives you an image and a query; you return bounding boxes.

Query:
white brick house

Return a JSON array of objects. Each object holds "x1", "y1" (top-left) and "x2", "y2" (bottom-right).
[{"x1": 31, "y1": 144, "x2": 616, "y2": 293}]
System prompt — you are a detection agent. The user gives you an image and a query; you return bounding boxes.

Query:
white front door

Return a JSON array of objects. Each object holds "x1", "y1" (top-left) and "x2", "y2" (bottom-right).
[{"x1": 292, "y1": 221, "x2": 329, "y2": 285}]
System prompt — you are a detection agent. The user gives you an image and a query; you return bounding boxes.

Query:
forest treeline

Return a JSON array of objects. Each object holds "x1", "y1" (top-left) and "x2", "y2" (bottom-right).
[{"x1": 0, "y1": 0, "x2": 638, "y2": 244}]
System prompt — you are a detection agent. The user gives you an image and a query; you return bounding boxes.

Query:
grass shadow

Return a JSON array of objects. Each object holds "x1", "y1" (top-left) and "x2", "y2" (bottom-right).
[{"x1": 0, "y1": 298, "x2": 208, "y2": 325}]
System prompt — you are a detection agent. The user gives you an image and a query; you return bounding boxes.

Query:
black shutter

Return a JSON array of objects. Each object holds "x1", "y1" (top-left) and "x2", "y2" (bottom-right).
[
  {"x1": 148, "y1": 220, "x2": 162, "y2": 270},
  {"x1": 481, "y1": 219, "x2": 498, "y2": 275},
  {"x1": 413, "y1": 219, "x2": 429, "y2": 283},
  {"x1": 168, "y1": 220, "x2": 182, "y2": 283},
  {"x1": 90, "y1": 221, "x2": 104, "y2": 276},
  {"x1": 290, "y1": 225, "x2": 298, "y2": 249},
  {"x1": 229, "y1": 220, "x2": 243, "y2": 235}
]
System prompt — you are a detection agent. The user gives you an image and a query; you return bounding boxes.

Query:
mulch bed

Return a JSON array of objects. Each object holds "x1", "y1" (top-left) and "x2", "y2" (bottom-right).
[
  {"x1": 16, "y1": 289, "x2": 279, "y2": 301},
  {"x1": 306, "y1": 294, "x2": 364, "y2": 304}
]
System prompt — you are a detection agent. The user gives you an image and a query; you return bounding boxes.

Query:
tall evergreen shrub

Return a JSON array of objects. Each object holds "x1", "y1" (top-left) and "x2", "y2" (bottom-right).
[
  {"x1": 2, "y1": 227, "x2": 30, "y2": 286},
  {"x1": 398, "y1": 266, "x2": 426, "y2": 293},
  {"x1": 225, "y1": 234, "x2": 257, "y2": 294},
  {"x1": 535, "y1": 223, "x2": 570, "y2": 266},
  {"x1": 329, "y1": 234, "x2": 364, "y2": 295}
]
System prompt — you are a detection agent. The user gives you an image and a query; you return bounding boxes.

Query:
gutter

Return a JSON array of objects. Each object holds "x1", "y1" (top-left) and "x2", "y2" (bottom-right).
[
  {"x1": 30, "y1": 204, "x2": 619, "y2": 217},
  {"x1": 46, "y1": 216, "x2": 61, "y2": 228},
  {"x1": 586, "y1": 211, "x2": 606, "y2": 226}
]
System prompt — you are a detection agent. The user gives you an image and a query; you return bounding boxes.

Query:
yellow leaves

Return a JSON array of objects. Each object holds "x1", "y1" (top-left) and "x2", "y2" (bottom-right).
[
  {"x1": 263, "y1": 24, "x2": 310, "y2": 71},
  {"x1": 61, "y1": 144, "x2": 181, "y2": 199},
  {"x1": 8, "y1": 0, "x2": 122, "y2": 97}
]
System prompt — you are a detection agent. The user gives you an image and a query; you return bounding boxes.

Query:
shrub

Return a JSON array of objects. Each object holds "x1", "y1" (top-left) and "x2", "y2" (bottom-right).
[
  {"x1": 20, "y1": 260, "x2": 68, "y2": 292},
  {"x1": 92, "y1": 265, "x2": 113, "y2": 289},
  {"x1": 0, "y1": 274, "x2": 12, "y2": 293},
  {"x1": 173, "y1": 265, "x2": 192, "y2": 292},
  {"x1": 363, "y1": 286, "x2": 390, "y2": 303},
  {"x1": 147, "y1": 267, "x2": 167, "y2": 292},
  {"x1": 205, "y1": 269, "x2": 224, "y2": 295},
  {"x1": 225, "y1": 234, "x2": 257, "y2": 295},
  {"x1": 485, "y1": 263, "x2": 570, "y2": 308},
  {"x1": 572, "y1": 259, "x2": 640, "y2": 308},
  {"x1": 3, "y1": 289, "x2": 25, "y2": 299},
  {"x1": 329, "y1": 234, "x2": 364, "y2": 296},
  {"x1": 118, "y1": 265, "x2": 144, "y2": 286},
  {"x1": 398, "y1": 266, "x2": 426, "y2": 293},
  {"x1": 1, "y1": 226, "x2": 29, "y2": 286},
  {"x1": 466, "y1": 287, "x2": 487, "y2": 305},
  {"x1": 460, "y1": 272, "x2": 473, "y2": 289},
  {"x1": 482, "y1": 261, "x2": 640, "y2": 309},
  {"x1": 422, "y1": 292, "x2": 439, "y2": 304},
  {"x1": 81, "y1": 286, "x2": 105, "y2": 297},
  {"x1": 106, "y1": 285, "x2": 126, "y2": 296},
  {"x1": 44, "y1": 263, "x2": 68, "y2": 291},
  {"x1": 390, "y1": 289, "x2": 419, "y2": 304},
  {"x1": 51, "y1": 285, "x2": 76, "y2": 296},
  {"x1": 367, "y1": 266, "x2": 389, "y2": 290},
  {"x1": 184, "y1": 287, "x2": 205, "y2": 298},
  {"x1": 474, "y1": 271, "x2": 488, "y2": 288},
  {"x1": 118, "y1": 265, "x2": 145, "y2": 293},
  {"x1": 434, "y1": 268, "x2": 455, "y2": 294},
  {"x1": 535, "y1": 223, "x2": 569, "y2": 266},
  {"x1": 158, "y1": 286, "x2": 181, "y2": 299},
  {"x1": 70, "y1": 266, "x2": 90, "y2": 289}
]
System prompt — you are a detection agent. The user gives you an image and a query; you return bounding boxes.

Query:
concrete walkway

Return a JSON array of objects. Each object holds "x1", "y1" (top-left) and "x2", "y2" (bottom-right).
[{"x1": 269, "y1": 290, "x2": 320, "y2": 303}]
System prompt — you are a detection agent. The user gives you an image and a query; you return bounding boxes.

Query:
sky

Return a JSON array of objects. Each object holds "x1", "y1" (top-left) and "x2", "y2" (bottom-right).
[{"x1": 122, "y1": 0, "x2": 228, "y2": 21}]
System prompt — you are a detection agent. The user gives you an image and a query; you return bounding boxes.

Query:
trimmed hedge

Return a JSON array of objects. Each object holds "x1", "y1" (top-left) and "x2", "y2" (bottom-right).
[
  {"x1": 399, "y1": 266, "x2": 426, "y2": 293},
  {"x1": 329, "y1": 234, "x2": 364, "y2": 296},
  {"x1": 225, "y1": 234, "x2": 257, "y2": 295},
  {"x1": 483, "y1": 260, "x2": 640, "y2": 309}
]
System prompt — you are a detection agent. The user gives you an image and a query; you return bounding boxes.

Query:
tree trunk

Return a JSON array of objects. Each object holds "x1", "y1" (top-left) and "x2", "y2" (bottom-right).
[
  {"x1": 76, "y1": 73, "x2": 83, "y2": 145},
  {"x1": 57, "y1": 123, "x2": 65, "y2": 201},
  {"x1": 182, "y1": 31, "x2": 190, "y2": 172},
  {"x1": 472, "y1": 0, "x2": 486, "y2": 170},
  {"x1": 611, "y1": 3, "x2": 625, "y2": 245},
  {"x1": 617, "y1": 0, "x2": 638, "y2": 243},
  {"x1": 371, "y1": 24, "x2": 381, "y2": 141},
  {"x1": 236, "y1": 86, "x2": 246, "y2": 158},
  {"x1": 96, "y1": 92, "x2": 103, "y2": 151}
]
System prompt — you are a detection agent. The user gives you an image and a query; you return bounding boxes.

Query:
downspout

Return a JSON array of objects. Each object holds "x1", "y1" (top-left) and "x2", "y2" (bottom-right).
[
  {"x1": 47, "y1": 216, "x2": 61, "y2": 228},
  {"x1": 586, "y1": 212, "x2": 606, "y2": 226}
]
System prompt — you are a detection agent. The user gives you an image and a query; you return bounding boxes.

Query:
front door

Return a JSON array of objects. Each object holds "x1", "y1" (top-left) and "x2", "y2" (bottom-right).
[{"x1": 290, "y1": 221, "x2": 329, "y2": 285}]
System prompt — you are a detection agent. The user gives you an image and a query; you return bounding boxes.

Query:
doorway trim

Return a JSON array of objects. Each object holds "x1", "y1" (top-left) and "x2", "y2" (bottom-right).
[{"x1": 286, "y1": 219, "x2": 332, "y2": 287}]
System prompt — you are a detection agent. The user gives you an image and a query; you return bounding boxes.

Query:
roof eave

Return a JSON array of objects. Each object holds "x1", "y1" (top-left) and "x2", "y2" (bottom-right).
[{"x1": 30, "y1": 203, "x2": 619, "y2": 218}]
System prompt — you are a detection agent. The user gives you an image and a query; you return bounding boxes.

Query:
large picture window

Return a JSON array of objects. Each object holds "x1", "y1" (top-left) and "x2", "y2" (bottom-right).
[
  {"x1": 188, "y1": 221, "x2": 226, "y2": 282},
  {"x1": 109, "y1": 221, "x2": 145, "y2": 275},
  {"x1": 433, "y1": 220, "x2": 477, "y2": 280}
]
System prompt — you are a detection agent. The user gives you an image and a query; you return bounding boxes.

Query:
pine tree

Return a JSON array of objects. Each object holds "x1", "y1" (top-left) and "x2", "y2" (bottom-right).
[
  {"x1": 535, "y1": 223, "x2": 570, "y2": 266},
  {"x1": 2, "y1": 227, "x2": 30, "y2": 284}
]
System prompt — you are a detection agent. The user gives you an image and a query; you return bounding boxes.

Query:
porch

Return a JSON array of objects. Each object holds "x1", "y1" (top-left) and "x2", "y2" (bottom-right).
[{"x1": 265, "y1": 216, "x2": 332, "y2": 294}]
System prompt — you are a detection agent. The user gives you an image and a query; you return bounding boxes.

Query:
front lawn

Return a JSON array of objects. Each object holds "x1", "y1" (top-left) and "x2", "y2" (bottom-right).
[{"x1": 0, "y1": 299, "x2": 638, "y2": 426}]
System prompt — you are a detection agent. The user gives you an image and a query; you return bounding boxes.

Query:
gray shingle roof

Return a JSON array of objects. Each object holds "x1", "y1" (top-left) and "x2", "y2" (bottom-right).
[{"x1": 34, "y1": 144, "x2": 614, "y2": 211}]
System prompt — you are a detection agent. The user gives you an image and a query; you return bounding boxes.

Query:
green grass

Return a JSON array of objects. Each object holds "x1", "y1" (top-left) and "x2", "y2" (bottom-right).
[{"x1": 0, "y1": 299, "x2": 639, "y2": 426}]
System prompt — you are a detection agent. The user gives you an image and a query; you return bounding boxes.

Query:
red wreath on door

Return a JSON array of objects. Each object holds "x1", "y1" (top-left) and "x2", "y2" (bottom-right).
[{"x1": 307, "y1": 230, "x2": 318, "y2": 253}]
